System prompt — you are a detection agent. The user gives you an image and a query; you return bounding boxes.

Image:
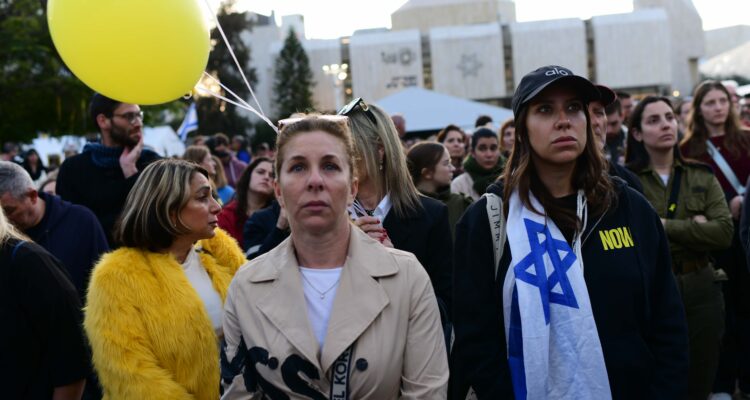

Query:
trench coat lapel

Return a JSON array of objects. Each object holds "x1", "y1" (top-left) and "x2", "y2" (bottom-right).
[
  {"x1": 255, "y1": 242, "x2": 321, "y2": 368},
  {"x1": 320, "y1": 228, "x2": 396, "y2": 373}
]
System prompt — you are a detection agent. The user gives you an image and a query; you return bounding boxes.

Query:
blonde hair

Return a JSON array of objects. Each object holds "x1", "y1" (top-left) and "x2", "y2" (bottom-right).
[
  {"x1": 347, "y1": 103, "x2": 420, "y2": 218},
  {"x1": 183, "y1": 145, "x2": 211, "y2": 166},
  {"x1": 115, "y1": 159, "x2": 208, "y2": 251},
  {"x1": 0, "y1": 206, "x2": 28, "y2": 245},
  {"x1": 212, "y1": 155, "x2": 228, "y2": 188}
]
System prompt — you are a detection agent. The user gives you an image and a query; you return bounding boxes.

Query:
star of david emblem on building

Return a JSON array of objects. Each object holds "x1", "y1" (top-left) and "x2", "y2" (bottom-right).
[
  {"x1": 457, "y1": 53, "x2": 483, "y2": 78},
  {"x1": 513, "y1": 218, "x2": 580, "y2": 324}
]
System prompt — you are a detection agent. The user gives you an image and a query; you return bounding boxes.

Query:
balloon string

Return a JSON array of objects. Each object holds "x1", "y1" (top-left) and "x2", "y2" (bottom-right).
[
  {"x1": 202, "y1": 0, "x2": 266, "y2": 118},
  {"x1": 198, "y1": 73, "x2": 278, "y2": 133},
  {"x1": 202, "y1": 71, "x2": 254, "y2": 113},
  {"x1": 195, "y1": 85, "x2": 278, "y2": 133}
]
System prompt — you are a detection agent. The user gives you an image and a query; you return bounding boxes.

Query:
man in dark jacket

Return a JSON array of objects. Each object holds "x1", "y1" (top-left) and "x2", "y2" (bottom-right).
[
  {"x1": 57, "y1": 93, "x2": 160, "y2": 246},
  {"x1": 0, "y1": 161, "x2": 109, "y2": 301},
  {"x1": 590, "y1": 84, "x2": 643, "y2": 193}
]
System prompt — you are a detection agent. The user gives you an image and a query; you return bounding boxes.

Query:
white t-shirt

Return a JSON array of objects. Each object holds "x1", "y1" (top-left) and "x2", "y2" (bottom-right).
[
  {"x1": 182, "y1": 248, "x2": 224, "y2": 338},
  {"x1": 299, "y1": 266, "x2": 343, "y2": 348},
  {"x1": 659, "y1": 173, "x2": 670, "y2": 186}
]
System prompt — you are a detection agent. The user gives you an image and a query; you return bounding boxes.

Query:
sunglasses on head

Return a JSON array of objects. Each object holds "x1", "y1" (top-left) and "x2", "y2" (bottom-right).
[
  {"x1": 277, "y1": 115, "x2": 349, "y2": 131},
  {"x1": 337, "y1": 97, "x2": 377, "y2": 126}
]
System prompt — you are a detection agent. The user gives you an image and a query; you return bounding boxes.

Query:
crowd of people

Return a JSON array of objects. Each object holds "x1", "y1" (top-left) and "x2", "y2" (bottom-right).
[{"x1": 3, "y1": 64, "x2": 750, "y2": 400}]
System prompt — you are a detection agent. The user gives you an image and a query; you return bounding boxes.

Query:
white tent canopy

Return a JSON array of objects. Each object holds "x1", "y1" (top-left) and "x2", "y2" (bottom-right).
[
  {"x1": 142, "y1": 126, "x2": 185, "y2": 158},
  {"x1": 27, "y1": 126, "x2": 185, "y2": 164},
  {"x1": 375, "y1": 87, "x2": 513, "y2": 133},
  {"x1": 700, "y1": 40, "x2": 750, "y2": 81}
]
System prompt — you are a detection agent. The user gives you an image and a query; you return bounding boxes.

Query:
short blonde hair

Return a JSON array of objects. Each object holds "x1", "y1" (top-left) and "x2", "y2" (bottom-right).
[{"x1": 115, "y1": 159, "x2": 208, "y2": 251}]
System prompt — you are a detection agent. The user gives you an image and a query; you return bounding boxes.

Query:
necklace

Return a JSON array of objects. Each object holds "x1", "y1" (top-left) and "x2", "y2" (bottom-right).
[{"x1": 300, "y1": 270, "x2": 341, "y2": 299}]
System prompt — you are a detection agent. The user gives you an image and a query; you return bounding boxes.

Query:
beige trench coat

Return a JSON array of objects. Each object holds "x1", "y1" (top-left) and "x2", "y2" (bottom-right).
[{"x1": 222, "y1": 227, "x2": 448, "y2": 399}]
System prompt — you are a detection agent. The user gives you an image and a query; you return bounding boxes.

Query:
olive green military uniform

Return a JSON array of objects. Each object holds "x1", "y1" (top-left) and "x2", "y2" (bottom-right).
[
  {"x1": 636, "y1": 159, "x2": 733, "y2": 400},
  {"x1": 420, "y1": 189, "x2": 472, "y2": 240}
]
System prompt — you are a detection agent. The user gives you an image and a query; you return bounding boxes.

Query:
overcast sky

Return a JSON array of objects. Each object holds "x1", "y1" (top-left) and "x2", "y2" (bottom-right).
[{"x1": 227, "y1": 0, "x2": 745, "y2": 39}]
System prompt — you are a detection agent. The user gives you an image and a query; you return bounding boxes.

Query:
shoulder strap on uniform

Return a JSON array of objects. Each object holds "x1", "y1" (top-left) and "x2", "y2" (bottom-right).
[
  {"x1": 666, "y1": 168, "x2": 682, "y2": 219},
  {"x1": 706, "y1": 140, "x2": 746, "y2": 196},
  {"x1": 483, "y1": 193, "x2": 506, "y2": 280}
]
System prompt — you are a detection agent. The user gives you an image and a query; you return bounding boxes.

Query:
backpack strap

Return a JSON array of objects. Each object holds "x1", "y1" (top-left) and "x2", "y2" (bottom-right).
[
  {"x1": 483, "y1": 193, "x2": 506, "y2": 280},
  {"x1": 666, "y1": 168, "x2": 682, "y2": 219}
]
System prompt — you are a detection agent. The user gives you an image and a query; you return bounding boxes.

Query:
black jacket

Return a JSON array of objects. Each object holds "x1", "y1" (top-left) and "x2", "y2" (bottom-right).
[
  {"x1": 451, "y1": 180, "x2": 688, "y2": 399},
  {"x1": 56, "y1": 149, "x2": 160, "y2": 247},
  {"x1": 610, "y1": 162, "x2": 643, "y2": 193},
  {"x1": 0, "y1": 240, "x2": 91, "y2": 399},
  {"x1": 384, "y1": 195, "x2": 453, "y2": 315},
  {"x1": 243, "y1": 201, "x2": 289, "y2": 259},
  {"x1": 25, "y1": 192, "x2": 109, "y2": 301}
]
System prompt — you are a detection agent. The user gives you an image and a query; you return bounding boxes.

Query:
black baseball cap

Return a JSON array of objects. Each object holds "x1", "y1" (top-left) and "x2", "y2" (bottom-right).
[
  {"x1": 511, "y1": 65, "x2": 600, "y2": 118},
  {"x1": 593, "y1": 84, "x2": 617, "y2": 107}
]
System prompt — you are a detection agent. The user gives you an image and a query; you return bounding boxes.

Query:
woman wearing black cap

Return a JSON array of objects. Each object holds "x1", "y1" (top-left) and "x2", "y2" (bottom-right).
[{"x1": 451, "y1": 65, "x2": 688, "y2": 399}]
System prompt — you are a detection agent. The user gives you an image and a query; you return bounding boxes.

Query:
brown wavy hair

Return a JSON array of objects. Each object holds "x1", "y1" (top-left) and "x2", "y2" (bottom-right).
[
  {"x1": 681, "y1": 80, "x2": 750, "y2": 159},
  {"x1": 234, "y1": 157, "x2": 274, "y2": 219},
  {"x1": 502, "y1": 98, "x2": 614, "y2": 232},
  {"x1": 626, "y1": 96, "x2": 689, "y2": 172}
]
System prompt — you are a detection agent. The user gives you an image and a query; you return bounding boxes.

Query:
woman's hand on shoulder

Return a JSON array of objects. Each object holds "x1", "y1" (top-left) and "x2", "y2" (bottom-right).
[
  {"x1": 276, "y1": 208, "x2": 289, "y2": 230},
  {"x1": 353, "y1": 216, "x2": 393, "y2": 247}
]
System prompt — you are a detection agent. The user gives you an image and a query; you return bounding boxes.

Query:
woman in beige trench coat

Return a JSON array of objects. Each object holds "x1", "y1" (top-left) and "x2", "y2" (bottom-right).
[{"x1": 221, "y1": 115, "x2": 449, "y2": 399}]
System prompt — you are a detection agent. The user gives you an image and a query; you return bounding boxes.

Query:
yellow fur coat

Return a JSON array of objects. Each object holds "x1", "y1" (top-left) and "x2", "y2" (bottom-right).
[{"x1": 84, "y1": 229, "x2": 246, "y2": 399}]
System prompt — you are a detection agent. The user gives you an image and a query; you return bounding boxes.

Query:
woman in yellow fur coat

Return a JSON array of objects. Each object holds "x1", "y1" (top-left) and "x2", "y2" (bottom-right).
[{"x1": 84, "y1": 159, "x2": 246, "y2": 399}]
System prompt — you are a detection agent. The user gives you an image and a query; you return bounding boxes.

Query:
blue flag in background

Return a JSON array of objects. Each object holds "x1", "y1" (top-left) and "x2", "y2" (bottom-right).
[{"x1": 177, "y1": 103, "x2": 199, "y2": 142}]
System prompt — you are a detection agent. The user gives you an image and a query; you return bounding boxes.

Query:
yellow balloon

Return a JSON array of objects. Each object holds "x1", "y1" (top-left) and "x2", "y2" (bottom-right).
[{"x1": 48, "y1": 0, "x2": 210, "y2": 105}]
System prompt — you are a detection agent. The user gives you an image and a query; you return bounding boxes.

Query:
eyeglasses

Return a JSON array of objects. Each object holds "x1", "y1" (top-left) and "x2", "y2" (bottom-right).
[
  {"x1": 112, "y1": 111, "x2": 144, "y2": 124},
  {"x1": 277, "y1": 115, "x2": 349, "y2": 130},
  {"x1": 338, "y1": 97, "x2": 377, "y2": 126}
]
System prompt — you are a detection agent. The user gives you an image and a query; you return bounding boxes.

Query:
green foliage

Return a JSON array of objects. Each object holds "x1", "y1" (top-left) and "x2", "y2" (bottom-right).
[
  {"x1": 196, "y1": 0, "x2": 257, "y2": 138},
  {"x1": 0, "y1": 0, "x2": 91, "y2": 141},
  {"x1": 273, "y1": 28, "x2": 315, "y2": 120},
  {"x1": 0, "y1": 0, "x2": 184, "y2": 144},
  {"x1": 252, "y1": 120, "x2": 278, "y2": 149}
]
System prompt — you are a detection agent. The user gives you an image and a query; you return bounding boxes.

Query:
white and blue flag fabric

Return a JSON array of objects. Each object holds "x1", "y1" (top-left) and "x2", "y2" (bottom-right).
[
  {"x1": 502, "y1": 190, "x2": 611, "y2": 399},
  {"x1": 177, "y1": 102, "x2": 199, "y2": 142}
]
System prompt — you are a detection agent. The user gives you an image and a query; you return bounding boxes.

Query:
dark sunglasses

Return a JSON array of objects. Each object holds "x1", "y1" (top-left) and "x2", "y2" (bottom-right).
[{"x1": 337, "y1": 97, "x2": 377, "y2": 126}]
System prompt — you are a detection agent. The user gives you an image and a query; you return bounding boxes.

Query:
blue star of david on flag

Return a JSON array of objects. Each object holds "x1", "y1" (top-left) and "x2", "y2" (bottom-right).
[{"x1": 513, "y1": 218, "x2": 579, "y2": 324}]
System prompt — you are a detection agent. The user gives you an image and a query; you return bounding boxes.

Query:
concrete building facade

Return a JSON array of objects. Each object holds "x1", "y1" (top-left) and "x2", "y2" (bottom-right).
[
  {"x1": 241, "y1": 0, "x2": 704, "y2": 121},
  {"x1": 591, "y1": 9, "x2": 672, "y2": 91},
  {"x1": 429, "y1": 23, "x2": 507, "y2": 99},
  {"x1": 509, "y1": 19, "x2": 588, "y2": 87},
  {"x1": 704, "y1": 25, "x2": 750, "y2": 59},
  {"x1": 349, "y1": 30, "x2": 424, "y2": 103}
]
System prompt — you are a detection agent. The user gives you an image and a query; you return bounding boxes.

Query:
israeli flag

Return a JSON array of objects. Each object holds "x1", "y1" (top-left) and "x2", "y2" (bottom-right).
[
  {"x1": 502, "y1": 190, "x2": 611, "y2": 400},
  {"x1": 177, "y1": 103, "x2": 199, "y2": 142}
]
